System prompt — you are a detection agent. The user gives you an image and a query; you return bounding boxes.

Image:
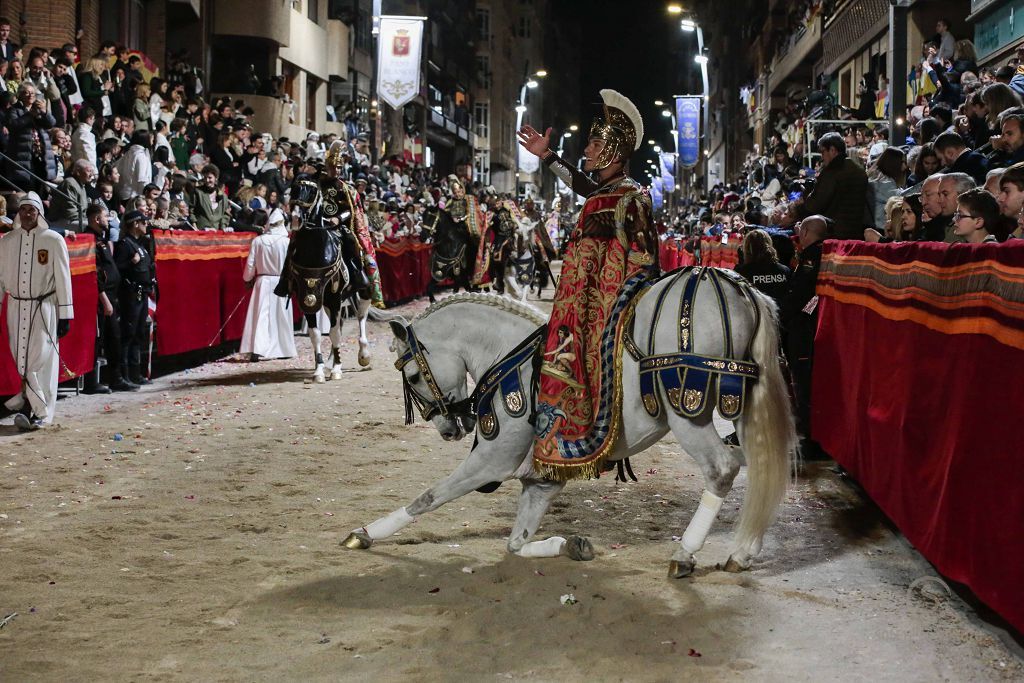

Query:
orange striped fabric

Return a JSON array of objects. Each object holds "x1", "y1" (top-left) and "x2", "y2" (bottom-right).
[
  {"x1": 376, "y1": 237, "x2": 432, "y2": 258},
  {"x1": 152, "y1": 229, "x2": 255, "y2": 262},
  {"x1": 818, "y1": 241, "x2": 1024, "y2": 351},
  {"x1": 65, "y1": 234, "x2": 96, "y2": 277}
]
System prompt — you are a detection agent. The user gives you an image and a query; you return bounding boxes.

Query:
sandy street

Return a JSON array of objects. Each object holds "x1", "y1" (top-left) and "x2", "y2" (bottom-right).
[{"x1": 0, "y1": 292, "x2": 1021, "y2": 682}]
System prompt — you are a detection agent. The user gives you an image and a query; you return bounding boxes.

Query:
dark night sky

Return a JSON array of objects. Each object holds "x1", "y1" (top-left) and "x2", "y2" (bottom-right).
[{"x1": 554, "y1": 0, "x2": 703, "y2": 181}]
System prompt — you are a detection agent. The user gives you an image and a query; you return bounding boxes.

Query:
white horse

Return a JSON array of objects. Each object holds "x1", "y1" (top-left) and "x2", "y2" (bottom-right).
[{"x1": 347, "y1": 279, "x2": 796, "y2": 577}]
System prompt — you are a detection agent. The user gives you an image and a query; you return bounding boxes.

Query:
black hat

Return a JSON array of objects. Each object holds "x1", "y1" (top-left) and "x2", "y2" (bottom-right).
[{"x1": 123, "y1": 210, "x2": 147, "y2": 224}]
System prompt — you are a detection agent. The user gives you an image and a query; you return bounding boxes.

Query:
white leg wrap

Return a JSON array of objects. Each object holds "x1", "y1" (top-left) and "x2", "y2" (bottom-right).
[
  {"x1": 517, "y1": 536, "x2": 566, "y2": 558},
  {"x1": 364, "y1": 507, "x2": 415, "y2": 540},
  {"x1": 681, "y1": 490, "x2": 724, "y2": 555}
]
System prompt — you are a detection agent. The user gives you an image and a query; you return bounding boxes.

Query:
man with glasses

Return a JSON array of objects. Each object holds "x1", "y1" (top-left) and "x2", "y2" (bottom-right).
[{"x1": 0, "y1": 193, "x2": 74, "y2": 430}]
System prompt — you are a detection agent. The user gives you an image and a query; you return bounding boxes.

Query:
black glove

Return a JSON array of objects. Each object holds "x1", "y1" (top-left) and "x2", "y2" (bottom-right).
[{"x1": 56, "y1": 319, "x2": 71, "y2": 339}]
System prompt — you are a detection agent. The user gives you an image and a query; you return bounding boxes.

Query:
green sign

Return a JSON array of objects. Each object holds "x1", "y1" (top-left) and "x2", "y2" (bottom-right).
[{"x1": 975, "y1": 0, "x2": 1024, "y2": 61}]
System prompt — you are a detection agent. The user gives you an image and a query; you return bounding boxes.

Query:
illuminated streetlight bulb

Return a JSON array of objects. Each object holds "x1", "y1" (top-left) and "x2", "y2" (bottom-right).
[
  {"x1": 667, "y1": 4, "x2": 682, "y2": 14},
  {"x1": 694, "y1": 54, "x2": 709, "y2": 65},
  {"x1": 681, "y1": 18, "x2": 697, "y2": 31},
  {"x1": 654, "y1": 99, "x2": 664, "y2": 106},
  {"x1": 515, "y1": 104, "x2": 527, "y2": 113},
  {"x1": 661, "y1": 109, "x2": 672, "y2": 117},
  {"x1": 526, "y1": 79, "x2": 539, "y2": 89},
  {"x1": 535, "y1": 70, "x2": 548, "y2": 77},
  {"x1": 569, "y1": 124, "x2": 579, "y2": 131},
  {"x1": 896, "y1": 117, "x2": 905, "y2": 125},
  {"x1": 648, "y1": 139, "x2": 656, "y2": 145},
  {"x1": 654, "y1": 145, "x2": 662, "y2": 152}
]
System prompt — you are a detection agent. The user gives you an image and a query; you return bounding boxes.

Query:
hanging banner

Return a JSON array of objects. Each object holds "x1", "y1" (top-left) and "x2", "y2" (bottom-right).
[
  {"x1": 651, "y1": 176, "x2": 664, "y2": 211},
  {"x1": 676, "y1": 96, "x2": 702, "y2": 168},
  {"x1": 377, "y1": 16, "x2": 426, "y2": 109},
  {"x1": 660, "y1": 152, "x2": 676, "y2": 193}
]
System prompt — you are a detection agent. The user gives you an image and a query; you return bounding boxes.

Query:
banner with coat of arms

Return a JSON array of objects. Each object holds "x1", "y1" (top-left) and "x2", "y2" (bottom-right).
[{"x1": 377, "y1": 16, "x2": 425, "y2": 109}]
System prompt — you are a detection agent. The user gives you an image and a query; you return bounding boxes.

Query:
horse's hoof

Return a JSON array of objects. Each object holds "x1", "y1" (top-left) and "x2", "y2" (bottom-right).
[
  {"x1": 723, "y1": 556, "x2": 748, "y2": 573},
  {"x1": 668, "y1": 558, "x2": 696, "y2": 579},
  {"x1": 342, "y1": 530, "x2": 373, "y2": 550},
  {"x1": 565, "y1": 535, "x2": 594, "y2": 561},
  {"x1": 357, "y1": 352, "x2": 371, "y2": 368},
  {"x1": 313, "y1": 371, "x2": 326, "y2": 384},
  {"x1": 330, "y1": 367, "x2": 343, "y2": 381}
]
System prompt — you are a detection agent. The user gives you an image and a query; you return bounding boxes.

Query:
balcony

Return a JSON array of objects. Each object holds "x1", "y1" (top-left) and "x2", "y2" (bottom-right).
[
  {"x1": 213, "y1": 0, "x2": 291, "y2": 46},
  {"x1": 766, "y1": 13, "x2": 823, "y2": 95}
]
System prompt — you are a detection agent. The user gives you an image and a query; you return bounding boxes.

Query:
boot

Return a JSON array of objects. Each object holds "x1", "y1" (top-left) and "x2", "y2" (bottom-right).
[
  {"x1": 84, "y1": 378, "x2": 112, "y2": 394},
  {"x1": 109, "y1": 370, "x2": 139, "y2": 392},
  {"x1": 129, "y1": 365, "x2": 151, "y2": 385}
]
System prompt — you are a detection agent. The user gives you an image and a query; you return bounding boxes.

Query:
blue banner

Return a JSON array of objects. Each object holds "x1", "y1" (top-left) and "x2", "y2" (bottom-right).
[
  {"x1": 660, "y1": 152, "x2": 675, "y2": 193},
  {"x1": 676, "y1": 96, "x2": 701, "y2": 168},
  {"x1": 651, "y1": 176, "x2": 664, "y2": 211}
]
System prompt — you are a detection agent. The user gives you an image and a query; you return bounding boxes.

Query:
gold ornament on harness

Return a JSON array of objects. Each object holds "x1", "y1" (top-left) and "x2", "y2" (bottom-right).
[
  {"x1": 721, "y1": 394, "x2": 740, "y2": 415},
  {"x1": 505, "y1": 390, "x2": 524, "y2": 414},
  {"x1": 683, "y1": 388, "x2": 703, "y2": 412},
  {"x1": 642, "y1": 394, "x2": 659, "y2": 414},
  {"x1": 667, "y1": 387, "x2": 682, "y2": 409},
  {"x1": 479, "y1": 413, "x2": 496, "y2": 435},
  {"x1": 306, "y1": 278, "x2": 319, "y2": 289},
  {"x1": 303, "y1": 294, "x2": 318, "y2": 308}
]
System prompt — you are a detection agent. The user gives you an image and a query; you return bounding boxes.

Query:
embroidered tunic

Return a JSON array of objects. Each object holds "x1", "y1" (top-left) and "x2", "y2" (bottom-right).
[{"x1": 533, "y1": 153, "x2": 658, "y2": 477}]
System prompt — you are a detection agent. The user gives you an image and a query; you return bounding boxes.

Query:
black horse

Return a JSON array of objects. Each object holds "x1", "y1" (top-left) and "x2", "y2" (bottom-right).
[
  {"x1": 420, "y1": 205, "x2": 478, "y2": 303},
  {"x1": 275, "y1": 176, "x2": 374, "y2": 380}
]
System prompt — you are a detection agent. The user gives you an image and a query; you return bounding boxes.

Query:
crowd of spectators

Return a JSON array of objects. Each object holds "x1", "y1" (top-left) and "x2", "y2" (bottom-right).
[{"x1": 0, "y1": 20, "x2": 534, "y2": 394}]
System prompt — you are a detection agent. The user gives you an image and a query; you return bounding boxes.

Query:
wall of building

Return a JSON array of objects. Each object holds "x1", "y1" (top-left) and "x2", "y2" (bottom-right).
[{"x1": 279, "y1": 4, "x2": 328, "y2": 81}]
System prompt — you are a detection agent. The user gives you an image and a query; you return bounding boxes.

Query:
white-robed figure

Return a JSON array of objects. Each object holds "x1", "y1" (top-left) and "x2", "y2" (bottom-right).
[
  {"x1": 0, "y1": 193, "x2": 74, "y2": 430},
  {"x1": 240, "y1": 208, "x2": 297, "y2": 360}
]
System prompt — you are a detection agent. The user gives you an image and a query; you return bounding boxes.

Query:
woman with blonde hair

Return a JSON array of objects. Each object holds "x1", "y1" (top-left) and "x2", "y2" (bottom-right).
[
  {"x1": 79, "y1": 56, "x2": 111, "y2": 117},
  {"x1": 132, "y1": 81, "x2": 151, "y2": 131}
]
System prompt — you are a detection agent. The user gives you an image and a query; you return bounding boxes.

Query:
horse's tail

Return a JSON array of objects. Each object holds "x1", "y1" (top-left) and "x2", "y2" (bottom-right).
[{"x1": 733, "y1": 289, "x2": 798, "y2": 556}]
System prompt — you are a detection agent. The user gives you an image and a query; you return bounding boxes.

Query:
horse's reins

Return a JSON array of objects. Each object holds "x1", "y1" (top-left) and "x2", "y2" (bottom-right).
[{"x1": 394, "y1": 323, "x2": 470, "y2": 424}]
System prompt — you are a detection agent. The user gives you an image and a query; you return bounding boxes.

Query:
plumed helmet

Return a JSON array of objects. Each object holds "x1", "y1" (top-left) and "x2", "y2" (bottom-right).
[
  {"x1": 589, "y1": 89, "x2": 644, "y2": 171},
  {"x1": 324, "y1": 140, "x2": 346, "y2": 168}
]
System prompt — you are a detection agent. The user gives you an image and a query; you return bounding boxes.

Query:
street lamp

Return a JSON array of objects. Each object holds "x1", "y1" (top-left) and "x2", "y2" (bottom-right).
[
  {"x1": 515, "y1": 104, "x2": 527, "y2": 113},
  {"x1": 515, "y1": 68, "x2": 548, "y2": 199},
  {"x1": 667, "y1": 4, "x2": 682, "y2": 14},
  {"x1": 535, "y1": 69, "x2": 548, "y2": 77},
  {"x1": 680, "y1": 18, "x2": 696, "y2": 31},
  {"x1": 661, "y1": 109, "x2": 672, "y2": 117},
  {"x1": 654, "y1": 145, "x2": 661, "y2": 152},
  {"x1": 569, "y1": 124, "x2": 579, "y2": 131},
  {"x1": 526, "y1": 79, "x2": 539, "y2": 89},
  {"x1": 654, "y1": 99, "x2": 664, "y2": 106}
]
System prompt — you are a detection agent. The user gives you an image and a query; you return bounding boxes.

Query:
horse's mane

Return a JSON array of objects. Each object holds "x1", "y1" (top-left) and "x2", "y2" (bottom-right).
[{"x1": 414, "y1": 292, "x2": 546, "y2": 327}]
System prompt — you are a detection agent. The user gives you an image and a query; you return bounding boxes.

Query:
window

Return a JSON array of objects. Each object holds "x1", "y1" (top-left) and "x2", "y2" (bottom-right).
[
  {"x1": 517, "y1": 16, "x2": 530, "y2": 38},
  {"x1": 306, "y1": 75, "x2": 320, "y2": 131},
  {"x1": 307, "y1": 0, "x2": 319, "y2": 22},
  {"x1": 354, "y1": 0, "x2": 372, "y2": 52},
  {"x1": 474, "y1": 101, "x2": 489, "y2": 139},
  {"x1": 477, "y1": 8, "x2": 491, "y2": 44},
  {"x1": 475, "y1": 149, "x2": 491, "y2": 186},
  {"x1": 476, "y1": 55, "x2": 490, "y2": 89}
]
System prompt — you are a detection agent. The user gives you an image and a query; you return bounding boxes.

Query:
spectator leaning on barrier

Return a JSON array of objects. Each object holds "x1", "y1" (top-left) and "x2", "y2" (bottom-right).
[
  {"x1": 787, "y1": 131, "x2": 868, "y2": 239},
  {"x1": 190, "y1": 164, "x2": 231, "y2": 231}
]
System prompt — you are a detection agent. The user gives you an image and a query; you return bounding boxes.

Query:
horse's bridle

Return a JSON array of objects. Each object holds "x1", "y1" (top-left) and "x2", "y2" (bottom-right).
[{"x1": 394, "y1": 323, "x2": 473, "y2": 425}]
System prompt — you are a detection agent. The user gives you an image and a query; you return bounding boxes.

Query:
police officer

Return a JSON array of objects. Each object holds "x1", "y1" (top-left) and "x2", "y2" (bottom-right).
[
  {"x1": 114, "y1": 210, "x2": 156, "y2": 387},
  {"x1": 85, "y1": 203, "x2": 138, "y2": 392},
  {"x1": 781, "y1": 214, "x2": 830, "y2": 460}
]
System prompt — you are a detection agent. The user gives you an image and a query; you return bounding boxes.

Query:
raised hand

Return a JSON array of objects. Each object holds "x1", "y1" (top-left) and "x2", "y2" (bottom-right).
[{"x1": 517, "y1": 125, "x2": 552, "y2": 158}]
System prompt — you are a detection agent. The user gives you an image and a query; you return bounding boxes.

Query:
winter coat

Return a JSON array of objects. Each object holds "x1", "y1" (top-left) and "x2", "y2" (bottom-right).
[
  {"x1": 797, "y1": 155, "x2": 869, "y2": 239},
  {"x1": 3, "y1": 103, "x2": 57, "y2": 189}
]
